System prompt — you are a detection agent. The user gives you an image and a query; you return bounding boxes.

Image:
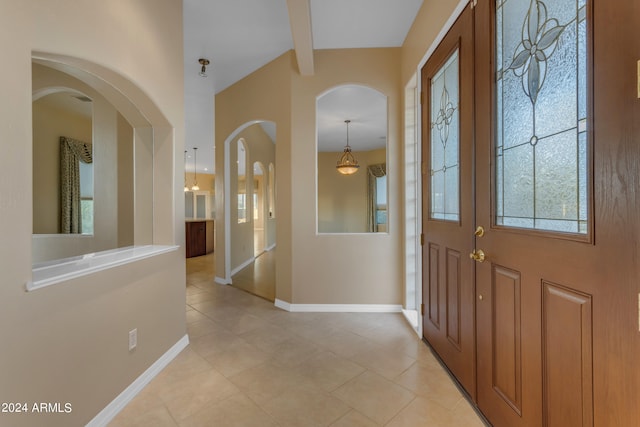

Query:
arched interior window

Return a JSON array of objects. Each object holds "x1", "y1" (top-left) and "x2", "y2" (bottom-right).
[{"x1": 237, "y1": 139, "x2": 248, "y2": 224}]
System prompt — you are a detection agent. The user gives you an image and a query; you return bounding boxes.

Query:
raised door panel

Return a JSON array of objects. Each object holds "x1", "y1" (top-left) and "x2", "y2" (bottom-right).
[
  {"x1": 428, "y1": 243, "x2": 441, "y2": 329},
  {"x1": 446, "y1": 249, "x2": 461, "y2": 348},
  {"x1": 542, "y1": 282, "x2": 593, "y2": 427},
  {"x1": 492, "y1": 265, "x2": 522, "y2": 416}
]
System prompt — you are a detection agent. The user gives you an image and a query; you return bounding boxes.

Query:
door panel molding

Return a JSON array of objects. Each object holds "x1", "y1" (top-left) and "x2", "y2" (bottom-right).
[
  {"x1": 446, "y1": 248, "x2": 462, "y2": 349},
  {"x1": 542, "y1": 281, "x2": 593, "y2": 427},
  {"x1": 428, "y1": 243, "x2": 441, "y2": 329},
  {"x1": 491, "y1": 264, "x2": 523, "y2": 416}
]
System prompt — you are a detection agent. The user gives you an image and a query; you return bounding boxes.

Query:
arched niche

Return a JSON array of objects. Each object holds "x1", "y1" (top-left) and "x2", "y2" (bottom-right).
[
  {"x1": 30, "y1": 53, "x2": 174, "y2": 268},
  {"x1": 316, "y1": 84, "x2": 388, "y2": 234}
]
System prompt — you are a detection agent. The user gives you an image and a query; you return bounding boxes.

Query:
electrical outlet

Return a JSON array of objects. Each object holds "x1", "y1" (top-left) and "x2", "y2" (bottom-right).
[{"x1": 129, "y1": 328, "x2": 137, "y2": 351}]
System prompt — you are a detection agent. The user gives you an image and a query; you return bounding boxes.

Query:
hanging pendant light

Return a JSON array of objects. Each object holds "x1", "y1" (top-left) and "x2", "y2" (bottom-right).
[
  {"x1": 191, "y1": 147, "x2": 200, "y2": 191},
  {"x1": 184, "y1": 150, "x2": 189, "y2": 192},
  {"x1": 336, "y1": 119, "x2": 359, "y2": 175}
]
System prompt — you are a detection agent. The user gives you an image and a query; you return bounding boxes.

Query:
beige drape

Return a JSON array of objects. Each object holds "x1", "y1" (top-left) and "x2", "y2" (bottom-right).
[
  {"x1": 367, "y1": 163, "x2": 386, "y2": 232},
  {"x1": 60, "y1": 136, "x2": 92, "y2": 233}
]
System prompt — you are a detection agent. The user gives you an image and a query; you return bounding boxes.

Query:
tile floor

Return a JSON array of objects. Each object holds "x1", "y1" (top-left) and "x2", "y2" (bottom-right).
[{"x1": 109, "y1": 251, "x2": 487, "y2": 426}]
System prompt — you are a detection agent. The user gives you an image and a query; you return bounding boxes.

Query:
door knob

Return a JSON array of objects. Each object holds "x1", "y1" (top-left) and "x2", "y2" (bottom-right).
[
  {"x1": 469, "y1": 249, "x2": 485, "y2": 262},
  {"x1": 474, "y1": 226, "x2": 485, "y2": 237}
]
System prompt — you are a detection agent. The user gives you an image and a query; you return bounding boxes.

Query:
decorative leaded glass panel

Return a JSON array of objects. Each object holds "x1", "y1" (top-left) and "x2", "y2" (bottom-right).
[
  {"x1": 430, "y1": 50, "x2": 460, "y2": 221},
  {"x1": 496, "y1": 0, "x2": 587, "y2": 233}
]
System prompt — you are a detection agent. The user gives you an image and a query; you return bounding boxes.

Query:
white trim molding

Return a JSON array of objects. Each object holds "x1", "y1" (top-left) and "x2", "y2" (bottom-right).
[
  {"x1": 86, "y1": 334, "x2": 189, "y2": 427},
  {"x1": 230, "y1": 256, "x2": 256, "y2": 276},
  {"x1": 214, "y1": 276, "x2": 231, "y2": 285},
  {"x1": 274, "y1": 299, "x2": 402, "y2": 313}
]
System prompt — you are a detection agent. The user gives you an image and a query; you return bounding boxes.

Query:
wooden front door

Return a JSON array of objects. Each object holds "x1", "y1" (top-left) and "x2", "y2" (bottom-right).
[
  {"x1": 421, "y1": 4, "x2": 476, "y2": 397},
  {"x1": 424, "y1": 0, "x2": 640, "y2": 425}
]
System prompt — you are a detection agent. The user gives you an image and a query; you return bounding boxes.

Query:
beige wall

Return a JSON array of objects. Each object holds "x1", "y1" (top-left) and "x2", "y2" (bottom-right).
[
  {"x1": 0, "y1": 2, "x2": 185, "y2": 426},
  {"x1": 216, "y1": 48, "x2": 402, "y2": 305},
  {"x1": 400, "y1": 0, "x2": 463, "y2": 86},
  {"x1": 318, "y1": 148, "x2": 386, "y2": 233},
  {"x1": 215, "y1": 52, "x2": 293, "y2": 297},
  {"x1": 117, "y1": 113, "x2": 135, "y2": 247},
  {"x1": 32, "y1": 97, "x2": 92, "y2": 234},
  {"x1": 291, "y1": 48, "x2": 402, "y2": 304}
]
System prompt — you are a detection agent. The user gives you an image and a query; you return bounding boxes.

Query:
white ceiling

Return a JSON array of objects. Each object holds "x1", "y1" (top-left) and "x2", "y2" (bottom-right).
[{"x1": 183, "y1": 0, "x2": 424, "y2": 172}]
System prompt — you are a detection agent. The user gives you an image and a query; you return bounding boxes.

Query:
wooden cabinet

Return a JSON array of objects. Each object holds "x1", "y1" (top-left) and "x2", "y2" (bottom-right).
[{"x1": 185, "y1": 220, "x2": 214, "y2": 258}]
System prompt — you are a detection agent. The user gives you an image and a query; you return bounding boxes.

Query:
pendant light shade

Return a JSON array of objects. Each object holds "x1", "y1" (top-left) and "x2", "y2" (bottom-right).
[
  {"x1": 336, "y1": 119, "x2": 359, "y2": 175},
  {"x1": 191, "y1": 147, "x2": 200, "y2": 191}
]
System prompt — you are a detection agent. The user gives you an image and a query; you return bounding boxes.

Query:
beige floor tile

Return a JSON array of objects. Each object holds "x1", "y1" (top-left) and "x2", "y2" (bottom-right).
[
  {"x1": 178, "y1": 393, "x2": 278, "y2": 427},
  {"x1": 189, "y1": 300, "x2": 237, "y2": 317},
  {"x1": 108, "y1": 386, "x2": 165, "y2": 424},
  {"x1": 329, "y1": 409, "x2": 380, "y2": 427},
  {"x1": 185, "y1": 290, "x2": 219, "y2": 305},
  {"x1": 228, "y1": 361, "x2": 311, "y2": 405},
  {"x1": 185, "y1": 309, "x2": 211, "y2": 325},
  {"x1": 204, "y1": 340, "x2": 272, "y2": 377},
  {"x1": 186, "y1": 317, "x2": 228, "y2": 339},
  {"x1": 157, "y1": 369, "x2": 240, "y2": 421},
  {"x1": 189, "y1": 328, "x2": 244, "y2": 358},
  {"x1": 114, "y1": 252, "x2": 488, "y2": 427},
  {"x1": 385, "y1": 396, "x2": 453, "y2": 427},
  {"x1": 262, "y1": 386, "x2": 351, "y2": 427},
  {"x1": 109, "y1": 405, "x2": 178, "y2": 427},
  {"x1": 269, "y1": 335, "x2": 320, "y2": 367},
  {"x1": 156, "y1": 347, "x2": 212, "y2": 380},
  {"x1": 348, "y1": 345, "x2": 416, "y2": 380},
  {"x1": 332, "y1": 370, "x2": 415, "y2": 425},
  {"x1": 238, "y1": 323, "x2": 295, "y2": 353},
  {"x1": 185, "y1": 285, "x2": 208, "y2": 297},
  {"x1": 295, "y1": 350, "x2": 366, "y2": 392},
  {"x1": 318, "y1": 329, "x2": 382, "y2": 359},
  {"x1": 393, "y1": 362, "x2": 464, "y2": 410},
  {"x1": 216, "y1": 312, "x2": 267, "y2": 335},
  {"x1": 450, "y1": 399, "x2": 488, "y2": 426}
]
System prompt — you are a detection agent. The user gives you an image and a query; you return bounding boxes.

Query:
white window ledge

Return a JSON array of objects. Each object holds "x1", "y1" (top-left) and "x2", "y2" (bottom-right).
[{"x1": 27, "y1": 245, "x2": 179, "y2": 292}]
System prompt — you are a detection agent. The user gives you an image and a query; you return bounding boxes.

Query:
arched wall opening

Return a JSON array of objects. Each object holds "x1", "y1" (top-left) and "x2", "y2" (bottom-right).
[
  {"x1": 218, "y1": 120, "x2": 276, "y2": 285},
  {"x1": 29, "y1": 52, "x2": 179, "y2": 287}
]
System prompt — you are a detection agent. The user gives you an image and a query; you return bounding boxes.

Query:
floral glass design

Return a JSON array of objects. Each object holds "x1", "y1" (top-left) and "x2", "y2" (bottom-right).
[
  {"x1": 495, "y1": 0, "x2": 588, "y2": 234},
  {"x1": 430, "y1": 50, "x2": 460, "y2": 221},
  {"x1": 507, "y1": 0, "x2": 565, "y2": 105}
]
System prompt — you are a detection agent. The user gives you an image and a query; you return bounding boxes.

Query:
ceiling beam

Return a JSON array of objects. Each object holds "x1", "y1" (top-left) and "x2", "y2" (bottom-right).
[{"x1": 286, "y1": 0, "x2": 315, "y2": 76}]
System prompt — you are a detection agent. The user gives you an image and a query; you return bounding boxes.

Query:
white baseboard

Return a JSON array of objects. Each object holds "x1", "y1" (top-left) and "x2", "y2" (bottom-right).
[
  {"x1": 230, "y1": 257, "x2": 255, "y2": 276},
  {"x1": 214, "y1": 276, "x2": 231, "y2": 285},
  {"x1": 274, "y1": 299, "x2": 402, "y2": 313},
  {"x1": 86, "y1": 334, "x2": 189, "y2": 427},
  {"x1": 402, "y1": 309, "x2": 421, "y2": 338}
]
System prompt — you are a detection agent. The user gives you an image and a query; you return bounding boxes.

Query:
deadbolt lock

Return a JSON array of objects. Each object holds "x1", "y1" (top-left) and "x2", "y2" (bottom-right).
[{"x1": 474, "y1": 226, "x2": 485, "y2": 237}]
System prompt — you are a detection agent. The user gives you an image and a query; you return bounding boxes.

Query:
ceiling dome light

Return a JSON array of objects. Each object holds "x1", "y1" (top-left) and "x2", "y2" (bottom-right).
[{"x1": 198, "y1": 58, "x2": 210, "y2": 77}]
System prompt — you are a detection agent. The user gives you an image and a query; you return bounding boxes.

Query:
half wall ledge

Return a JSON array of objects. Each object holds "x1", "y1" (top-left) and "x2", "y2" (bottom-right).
[{"x1": 27, "y1": 245, "x2": 179, "y2": 291}]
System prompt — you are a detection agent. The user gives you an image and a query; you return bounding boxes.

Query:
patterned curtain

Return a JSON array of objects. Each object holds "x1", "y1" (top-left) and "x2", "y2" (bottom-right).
[
  {"x1": 367, "y1": 163, "x2": 386, "y2": 232},
  {"x1": 60, "y1": 136, "x2": 92, "y2": 233}
]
